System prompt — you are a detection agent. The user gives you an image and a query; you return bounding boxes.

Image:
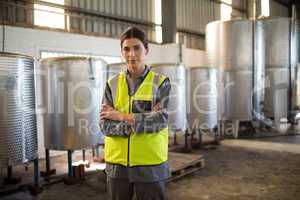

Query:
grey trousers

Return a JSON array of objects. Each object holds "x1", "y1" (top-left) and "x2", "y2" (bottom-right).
[{"x1": 107, "y1": 177, "x2": 167, "y2": 200}]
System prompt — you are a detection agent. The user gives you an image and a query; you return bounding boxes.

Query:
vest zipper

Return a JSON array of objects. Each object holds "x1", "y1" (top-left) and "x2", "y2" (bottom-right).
[{"x1": 127, "y1": 96, "x2": 132, "y2": 167}]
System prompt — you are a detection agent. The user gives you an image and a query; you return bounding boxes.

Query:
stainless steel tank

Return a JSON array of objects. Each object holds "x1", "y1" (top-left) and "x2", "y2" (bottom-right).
[
  {"x1": 206, "y1": 20, "x2": 253, "y2": 121},
  {"x1": 0, "y1": 52, "x2": 37, "y2": 168},
  {"x1": 256, "y1": 18, "x2": 299, "y2": 127},
  {"x1": 294, "y1": 17, "x2": 300, "y2": 109},
  {"x1": 41, "y1": 57, "x2": 107, "y2": 150},
  {"x1": 150, "y1": 63, "x2": 188, "y2": 131},
  {"x1": 187, "y1": 67, "x2": 218, "y2": 130},
  {"x1": 207, "y1": 17, "x2": 300, "y2": 128}
]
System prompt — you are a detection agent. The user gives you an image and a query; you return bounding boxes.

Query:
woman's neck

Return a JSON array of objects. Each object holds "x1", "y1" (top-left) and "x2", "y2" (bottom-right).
[{"x1": 128, "y1": 64, "x2": 145, "y2": 81}]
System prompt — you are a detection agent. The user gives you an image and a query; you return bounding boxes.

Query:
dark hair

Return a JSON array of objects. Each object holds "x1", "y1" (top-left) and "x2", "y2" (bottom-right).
[{"x1": 120, "y1": 26, "x2": 148, "y2": 50}]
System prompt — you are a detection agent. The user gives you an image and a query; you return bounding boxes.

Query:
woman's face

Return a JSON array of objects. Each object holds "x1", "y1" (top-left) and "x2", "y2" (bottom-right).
[{"x1": 121, "y1": 38, "x2": 148, "y2": 71}]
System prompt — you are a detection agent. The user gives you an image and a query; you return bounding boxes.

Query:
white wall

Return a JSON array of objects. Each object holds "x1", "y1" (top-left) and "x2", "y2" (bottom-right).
[
  {"x1": 183, "y1": 47, "x2": 209, "y2": 67},
  {"x1": 1, "y1": 25, "x2": 206, "y2": 66},
  {"x1": 0, "y1": 25, "x2": 207, "y2": 158}
]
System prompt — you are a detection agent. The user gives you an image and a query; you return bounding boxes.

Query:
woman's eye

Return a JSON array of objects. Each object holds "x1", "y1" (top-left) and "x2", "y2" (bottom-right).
[{"x1": 134, "y1": 46, "x2": 140, "y2": 51}]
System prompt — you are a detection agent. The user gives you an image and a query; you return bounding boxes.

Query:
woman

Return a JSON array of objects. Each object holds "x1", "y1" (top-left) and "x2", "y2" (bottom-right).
[{"x1": 100, "y1": 26, "x2": 171, "y2": 200}]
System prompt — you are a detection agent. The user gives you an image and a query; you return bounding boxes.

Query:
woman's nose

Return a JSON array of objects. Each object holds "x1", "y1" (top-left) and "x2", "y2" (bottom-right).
[{"x1": 129, "y1": 49, "x2": 136, "y2": 56}]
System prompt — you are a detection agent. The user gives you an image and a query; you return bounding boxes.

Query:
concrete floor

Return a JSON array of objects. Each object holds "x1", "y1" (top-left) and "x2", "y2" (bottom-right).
[
  {"x1": 1, "y1": 135, "x2": 300, "y2": 200},
  {"x1": 222, "y1": 135, "x2": 300, "y2": 154}
]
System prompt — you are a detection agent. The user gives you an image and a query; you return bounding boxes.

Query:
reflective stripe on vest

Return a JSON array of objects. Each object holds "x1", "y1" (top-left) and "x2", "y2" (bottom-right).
[{"x1": 104, "y1": 70, "x2": 168, "y2": 166}]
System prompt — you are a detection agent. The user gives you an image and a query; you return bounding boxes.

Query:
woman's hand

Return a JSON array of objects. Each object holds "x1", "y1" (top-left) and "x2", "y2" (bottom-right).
[
  {"x1": 100, "y1": 104, "x2": 135, "y2": 125},
  {"x1": 100, "y1": 104, "x2": 122, "y2": 121}
]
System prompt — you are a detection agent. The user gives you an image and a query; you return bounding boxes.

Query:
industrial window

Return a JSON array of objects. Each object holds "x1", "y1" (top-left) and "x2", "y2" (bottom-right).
[
  {"x1": 34, "y1": 0, "x2": 65, "y2": 29},
  {"x1": 221, "y1": 0, "x2": 232, "y2": 20},
  {"x1": 155, "y1": 0, "x2": 162, "y2": 43},
  {"x1": 40, "y1": 51, "x2": 122, "y2": 64},
  {"x1": 261, "y1": 0, "x2": 270, "y2": 17}
]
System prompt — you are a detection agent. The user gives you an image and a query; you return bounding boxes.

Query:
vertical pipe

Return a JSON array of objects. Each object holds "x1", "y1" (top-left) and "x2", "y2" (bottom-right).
[
  {"x1": 95, "y1": 145, "x2": 100, "y2": 157},
  {"x1": 82, "y1": 149, "x2": 86, "y2": 161},
  {"x1": 253, "y1": 19, "x2": 257, "y2": 119},
  {"x1": 7, "y1": 166, "x2": 12, "y2": 179},
  {"x1": 197, "y1": 129, "x2": 202, "y2": 148},
  {"x1": 1, "y1": 0, "x2": 5, "y2": 52},
  {"x1": 67, "y1": 150, "x2": 73, "y2": 177},
  {"x1": 92, "y1": 147, "x2": 95, "y2": 157},
  {"x1": 254, "y1": 19, "x2": 267, "y2": 126},
  {"x1": 64, "y1": 14, "x2": 68, "y2": 31},
  {"x1": 173, "y1": 131, "x2": 178, "y2": 145},
  {"x1": 253, "y1": 0, "x2": 256, "y2": 19},
  {"x1": 289, "y1": 2, "x2": 299, "y2": 119},
  {"x1": 45, "y1": 149, "x2": 50, "y2": 172},
  {"x1": 184, "y1": 129, "x2": 189, "y2": 149},
  {"x1": 214, "y1": 126, "x2": 219, "y2": 143},
  {"x1": 288, "y1": 16, "x2": 292, "y2": 119},
  {"x1": 179, "y1": 43, "x2": 183, "y2": 62},
  {"x1": 33, "y1": 158, "x2": 40, "y2": 186}
]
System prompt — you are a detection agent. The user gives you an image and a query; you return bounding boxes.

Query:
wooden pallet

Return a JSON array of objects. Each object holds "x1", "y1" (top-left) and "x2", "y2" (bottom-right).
[{"x1": 168, "y1": 152, "x2": 205, "y2": 182}]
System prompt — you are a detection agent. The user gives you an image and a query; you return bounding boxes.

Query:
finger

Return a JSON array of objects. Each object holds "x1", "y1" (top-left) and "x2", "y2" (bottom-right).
[
  {"x1": 100, "y1": 111, "x2": 108, "y2": 116},
  {"x1": 100, "y1": 112, "x2": 108, "y2": 119},
  {"x1": 100, "y1": 110, "x2": 107, "y2": 115},
  {"x1": 100, "y1": 108, "x2": 107, "y2": 113}
]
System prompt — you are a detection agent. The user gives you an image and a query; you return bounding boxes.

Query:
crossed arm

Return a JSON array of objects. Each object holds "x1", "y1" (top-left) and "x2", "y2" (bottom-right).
[
  {"x1": 100, "y1": 78, "x2": 171, "y2": 136},
  {"x1": 100, "y1": 104, "x2": 135, "y2": 124}
]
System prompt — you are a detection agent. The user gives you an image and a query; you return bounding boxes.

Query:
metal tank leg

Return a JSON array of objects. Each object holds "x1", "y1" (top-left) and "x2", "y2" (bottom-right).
[
  {"x1": 214, "y1": 126, "x2": 220, "y2": 144},
  {"x1": 40, "y1": 149, "x2": 56, "y2": 178},
  {"x1": 28, "y1": 158, "x2": 42, "y2": 196},
  {"x1": 190, "y1": 130, "x2": 195, "y2": 147},
  {"x1": 92, "y1": 147, "x2": 95, "y2": 157},
  {"x1": 82, "y1": 149, "x2": 86, "y2": 161},
  {"x1": 33, "y1": 158, "x2": 40, "y2": 186},
  {"x1": 82, "y1": 149, "x2": 89, "y2": 167},
  {"x1": 184, "y1": 129, "x2": 192, "y2": 152},
  {"x1": 197, "y1": 129, "x2": 202, "y2": 148},
  {"x1": 7, "y1": 166, "x2": 12, "y2": 179},
  {"x1": 184, "y1": 129, "x2": 188, "y2": 149},
  {"x1": 173, "y1": 131, "x2": 178, "y2": 145},
  {"x1": 93, "y1": 145, "x2": 105, "y2": 163},
  {"x1": 95, "y1": 145, "x2": 100, "y2": 157},
  {"x1": 234, "y1": 120, "x2": 240, "y2": 139},
  {"x1": 63, "y1": 150, "x2": 78, "y2": 185},
  {"x1": 220, "y1": 120, "x2": 225, "y2": 138},
  {"x1": 45, "y1": 149, "x2": 50, "y2": 172},
  {"x1": 67, "y1": 150, "x2": 73, "y2": 177},
  {"x1": 190, "y1": 129, "x2": 202, "y2": 149}
]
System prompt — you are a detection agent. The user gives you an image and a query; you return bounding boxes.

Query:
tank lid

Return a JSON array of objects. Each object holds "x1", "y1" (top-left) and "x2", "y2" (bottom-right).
[
  {"x1": 207, "y1": 19, "x2": 253, "y2": 26},
  {"x1": 255, "y1": 16, "x2": 291, "y2": 22},
  {"x1": 207, "y1": 17, "x2": 291, "y2": 27},
  {"x1": 0, "y1": 52, "x2": 33, "y2": 59}
]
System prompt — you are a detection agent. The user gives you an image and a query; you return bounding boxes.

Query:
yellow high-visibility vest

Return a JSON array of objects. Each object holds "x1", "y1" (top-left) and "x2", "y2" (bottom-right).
[{"x1": 104, "y1": 70, "x2": 168, "y2": 166}]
